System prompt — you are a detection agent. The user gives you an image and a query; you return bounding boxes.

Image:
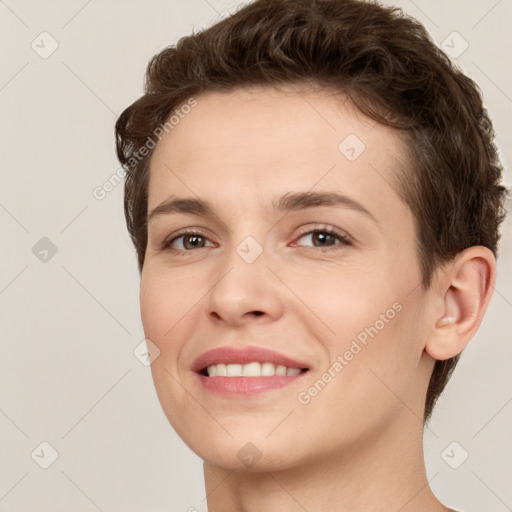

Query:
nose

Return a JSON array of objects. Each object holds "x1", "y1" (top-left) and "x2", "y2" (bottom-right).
[{"x1": 205, "y1": 246, "x2": 285, "y2": 327}]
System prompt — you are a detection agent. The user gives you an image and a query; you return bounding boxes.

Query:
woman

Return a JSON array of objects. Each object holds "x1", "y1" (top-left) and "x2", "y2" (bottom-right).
[{"x1": 115, "y1": 1, "x2": 508, "y2": 510}]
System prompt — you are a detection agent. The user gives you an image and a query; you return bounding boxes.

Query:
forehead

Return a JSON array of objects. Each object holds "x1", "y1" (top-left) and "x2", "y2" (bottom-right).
[{"x1": 147, "y1": 86, "x2": 410, "y2": 220}]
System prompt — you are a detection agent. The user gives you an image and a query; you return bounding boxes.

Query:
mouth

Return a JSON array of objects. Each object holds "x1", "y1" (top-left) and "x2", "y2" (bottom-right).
[{"x1": 192, "y1": 346, "x2": 311, "y2": 396}]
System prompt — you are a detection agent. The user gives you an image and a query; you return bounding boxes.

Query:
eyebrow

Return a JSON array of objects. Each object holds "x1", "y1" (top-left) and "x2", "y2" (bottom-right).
[{"x1": 147, "y1": 191, "x2": 378, "y2": 224}]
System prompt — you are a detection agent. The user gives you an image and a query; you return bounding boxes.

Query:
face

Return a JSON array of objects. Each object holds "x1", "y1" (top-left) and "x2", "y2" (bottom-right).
[{"x1": 140, "y1": 86, "x2": 436, "y2": 472}]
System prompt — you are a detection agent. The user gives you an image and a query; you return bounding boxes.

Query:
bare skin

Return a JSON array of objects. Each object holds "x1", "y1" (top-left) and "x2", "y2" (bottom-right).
[{"x1": 140, "y1": 85, "x2": 495, "y2": 511}]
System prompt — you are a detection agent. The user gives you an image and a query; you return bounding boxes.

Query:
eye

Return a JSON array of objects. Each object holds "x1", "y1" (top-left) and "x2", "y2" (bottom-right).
[
  {"x1": 161, "y1": 229, "x2": 215, "y2": 253},
  {"x1": 160, "y1": 225, "x2": 352, "y2": 255},
  {"x1": 291, "y1": 226, "x2": 352, "y2": 250}
]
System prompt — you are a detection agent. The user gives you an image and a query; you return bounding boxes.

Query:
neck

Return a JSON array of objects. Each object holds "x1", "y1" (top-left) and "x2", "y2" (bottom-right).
[{"x1": 203, "y1": 412, "x2": 448, "y2": 512}]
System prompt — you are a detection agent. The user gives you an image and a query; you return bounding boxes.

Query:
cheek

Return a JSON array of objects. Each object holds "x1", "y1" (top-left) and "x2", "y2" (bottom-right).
[
  {"x1": 139, "y1": 275, "x2": 169, "y2": 343},
  {"x1": 287, "y1": 261, "x2": 395, "y2": 340},
  {"x1": 140, "y1": 270, "x2": 203, "y2": 432},
  {"x1": 139, "y1": 271, "x2": 193, "y2": 380},
  {"x1": 297, "y1": 311, "x2": 420, "y2": 446},
  {"x1": 295, "y1": 264, "x2": 420, "y2": 390},
  {"x1": 139, "y1": 268, "x2": 201, "y2": 343},
  {"x1": 338, "y1": 302, "x2": 422, "y2": 413}
]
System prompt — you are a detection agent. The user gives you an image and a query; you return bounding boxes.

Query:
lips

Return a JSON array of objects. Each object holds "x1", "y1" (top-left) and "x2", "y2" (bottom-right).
[{"x1": 192, "y1": 346, "x2": 311, "y2": 375}]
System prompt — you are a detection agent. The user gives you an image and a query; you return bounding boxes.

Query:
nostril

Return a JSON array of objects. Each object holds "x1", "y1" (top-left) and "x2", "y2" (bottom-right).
[{"x1": 252, "y1": 311, "x2": 264, "y2": 316}]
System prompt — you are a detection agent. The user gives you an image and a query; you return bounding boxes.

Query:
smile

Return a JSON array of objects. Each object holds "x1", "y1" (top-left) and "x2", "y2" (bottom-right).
[{"x1": 205, "y1": 362, "x2": 306, "y2": 377}]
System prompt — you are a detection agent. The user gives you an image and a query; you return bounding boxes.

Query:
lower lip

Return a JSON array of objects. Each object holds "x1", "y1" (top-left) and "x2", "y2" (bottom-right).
[{"x1": 196, "y1": 373, "x2": 308, "y2": 396}]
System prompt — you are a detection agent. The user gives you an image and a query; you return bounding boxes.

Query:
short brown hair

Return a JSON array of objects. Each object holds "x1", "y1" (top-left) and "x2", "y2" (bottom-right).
[{"x1": 115, "y1": 0, "x2": 508, "y2": 423}]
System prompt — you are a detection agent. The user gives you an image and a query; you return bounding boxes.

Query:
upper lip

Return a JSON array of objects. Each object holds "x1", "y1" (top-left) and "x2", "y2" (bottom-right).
[{"x1": 192, "y1": 346, "x2": 310, "y2": 373}]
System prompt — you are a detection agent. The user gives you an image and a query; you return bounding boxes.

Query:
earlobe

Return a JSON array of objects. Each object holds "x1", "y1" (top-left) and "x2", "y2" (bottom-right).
[{"x1": 425, "y1": 246, "x2": 496, "y2": 361}]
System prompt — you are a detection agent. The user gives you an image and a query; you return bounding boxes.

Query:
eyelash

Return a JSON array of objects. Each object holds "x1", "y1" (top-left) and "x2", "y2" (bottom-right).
[{"x1": 160, "y1": 225, "x2": 352, "y2": 256}]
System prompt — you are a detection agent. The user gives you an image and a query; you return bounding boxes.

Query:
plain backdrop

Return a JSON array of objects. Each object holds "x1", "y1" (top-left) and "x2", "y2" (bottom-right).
[{"x1": 1, "y1": 0, "x2": 511, "y2": 511}]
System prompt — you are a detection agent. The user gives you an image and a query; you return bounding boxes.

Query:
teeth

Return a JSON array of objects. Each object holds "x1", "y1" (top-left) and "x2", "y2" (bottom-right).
[
  {"x1": 275, "y1": 364, "x2": 287, "y2": 376},
  {"x1": 226, "y1": 364, "x2": 242, "y2": 377},
  {"x1": 242, "y1": 362, "x2": 261, "y2": 376},
  {"x1": 261, "y1": 362, "x2": 275, "y2": 376},
  {"x1": 206, "y1": 362, "x2": 304, "y2": 377}
]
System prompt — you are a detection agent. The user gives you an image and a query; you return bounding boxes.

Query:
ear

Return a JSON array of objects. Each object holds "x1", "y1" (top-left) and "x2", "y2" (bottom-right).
[{"x1": 425, "y1": 246, "x2": 496, "y2": 361}]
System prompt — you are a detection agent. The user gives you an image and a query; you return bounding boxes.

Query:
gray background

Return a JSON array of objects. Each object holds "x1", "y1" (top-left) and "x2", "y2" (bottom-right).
[{"x1": 1, "y1": 0, "x2": 511, "y2": 510}]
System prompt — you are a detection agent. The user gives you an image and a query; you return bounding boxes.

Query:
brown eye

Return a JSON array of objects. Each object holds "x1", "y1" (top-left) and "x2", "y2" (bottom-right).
[
  {"x1": 294, "y1": 228, "x2": 351, "y2": 249},
  {"x1": 180, "y1": 234, "x2": 207, "y2": 250},
  {"x1": 161, "y1": 231, "x2": 215, "y2": 252},
  {"x1": 305, "y1": 231, "x2": 338, "y2": 247}
]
